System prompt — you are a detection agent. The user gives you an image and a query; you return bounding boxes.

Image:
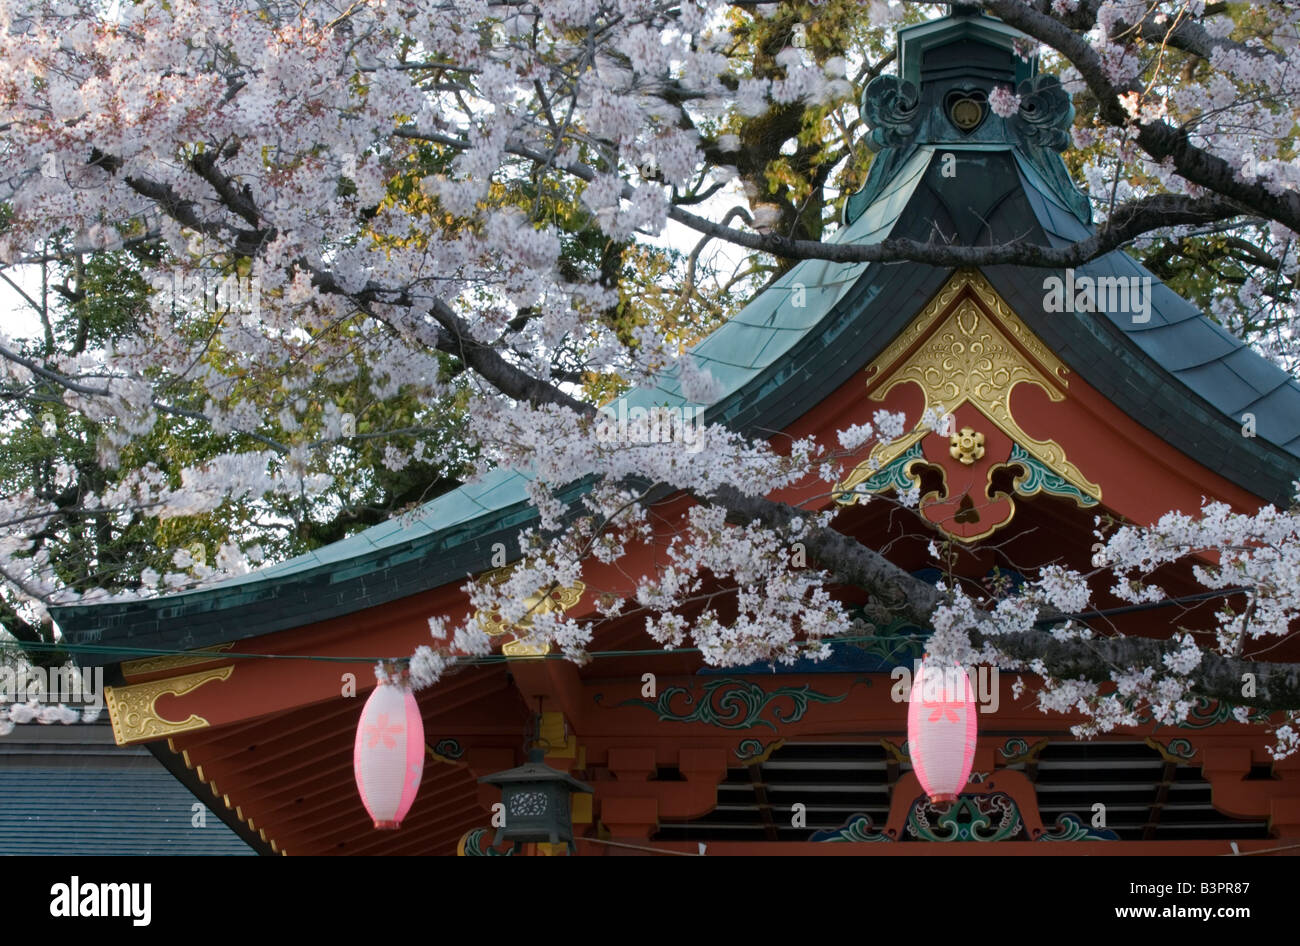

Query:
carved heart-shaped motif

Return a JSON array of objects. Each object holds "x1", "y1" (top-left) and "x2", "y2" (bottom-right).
[
  {"x1": 953, "y1": 494, "x2": 981, "y2": 524},
  {"x1": 945, "y1": 88, "x2": 988, "y2": 134}
]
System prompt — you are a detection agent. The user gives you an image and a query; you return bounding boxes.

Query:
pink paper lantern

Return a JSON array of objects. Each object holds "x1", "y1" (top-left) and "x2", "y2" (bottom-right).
[
  {"x1": 354, "y1": 674, "x2": 424, "y2": 829},
  {"x1": 907, "y1": 657, "x2": 978, "y2": 804}
]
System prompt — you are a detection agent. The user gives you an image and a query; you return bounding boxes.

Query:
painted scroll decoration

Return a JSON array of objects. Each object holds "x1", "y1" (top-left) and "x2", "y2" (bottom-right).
[{"x1": 810, "y1": 794, "x2": 1118, "y2": 842}]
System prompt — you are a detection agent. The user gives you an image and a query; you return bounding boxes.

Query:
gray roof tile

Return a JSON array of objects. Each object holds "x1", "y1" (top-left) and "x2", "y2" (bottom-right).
[{"x1": 0, "y1": 727, "x2": 252, "y2": 856}]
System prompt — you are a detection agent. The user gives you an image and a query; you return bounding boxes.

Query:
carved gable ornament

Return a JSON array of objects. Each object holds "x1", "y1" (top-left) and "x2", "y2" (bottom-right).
[{"x1": 836, "y1": 269, "x2": 1101, "y2": 541}]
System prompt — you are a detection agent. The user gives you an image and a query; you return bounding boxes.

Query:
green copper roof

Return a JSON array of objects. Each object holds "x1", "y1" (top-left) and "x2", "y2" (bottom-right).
[
  {"x1": 848, "y1": 9, "x2": 1085, "y2": 227},
  {"x1": 895, "y1": 7, "x2": 1036, "y2": 87}
]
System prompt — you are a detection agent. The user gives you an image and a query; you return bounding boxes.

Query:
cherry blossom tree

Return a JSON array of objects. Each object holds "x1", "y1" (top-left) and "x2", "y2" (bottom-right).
[{"x1": 2, "y1": 0, "x2": 1299, "y2": 755}]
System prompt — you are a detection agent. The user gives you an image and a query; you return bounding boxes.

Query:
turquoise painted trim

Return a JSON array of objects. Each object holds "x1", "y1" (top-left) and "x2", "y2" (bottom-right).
[
  {"x1": 461, "y1": 827, "x2": 513, "y2": 855},
  {"x1": 1008, "y1": 444, "x2": 1099, "y2": 506},
  {"x1": 603, "y1": 678, "x2": 849, "y2": 732},
  {"x1": 842, "y1": 441, "x2": 1098, "y2": 509},
  {"x1": 810, "y1": 814, "x2": 893, "y2": 842},
  {"x1": 735, "y1": 738, "x2": 780, "y2": 761},
  {"x1": 906, "y1": 792, "x2": 1023, "y2": 842},
  {"x1": 837, "y1": 442, "x2": 924, "y2": 502},
  {"x1": 1039, "y1": 813, "x2": 1119, "y2": 841}
]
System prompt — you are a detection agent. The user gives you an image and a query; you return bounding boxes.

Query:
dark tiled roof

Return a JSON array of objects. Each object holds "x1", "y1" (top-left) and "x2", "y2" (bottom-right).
[{"x1": 0, "y1": 722, "x2": 252, "y2": 855}]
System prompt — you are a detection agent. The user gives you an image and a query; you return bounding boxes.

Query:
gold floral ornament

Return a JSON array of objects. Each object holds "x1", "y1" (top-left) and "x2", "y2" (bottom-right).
[
  {"x1": 949, "y1": 427, "x2": 985, "y2": 465},
  {"x1": 474, "y1": 568, "x2": 586, "y2": 658}
]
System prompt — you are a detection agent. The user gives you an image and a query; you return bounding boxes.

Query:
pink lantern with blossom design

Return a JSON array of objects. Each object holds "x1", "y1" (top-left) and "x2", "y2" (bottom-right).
[
  {"x1": 354, "y1": 670, "x2": 424, "y2": 829},
  {"x1": 907, "y1": 656, "x2": 977, "y2": 804}
]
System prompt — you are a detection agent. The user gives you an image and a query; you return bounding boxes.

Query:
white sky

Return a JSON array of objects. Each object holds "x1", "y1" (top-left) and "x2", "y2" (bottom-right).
[{"x1": 0, "y1": 266, "x2": 45, "y2": 342}]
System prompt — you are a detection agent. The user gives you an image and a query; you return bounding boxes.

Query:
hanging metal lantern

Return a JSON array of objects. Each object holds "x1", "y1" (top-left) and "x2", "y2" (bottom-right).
[
  {"x1": 479, "y1": 749, "x2": 593, "y2": 853},
  {"x1": 907, "y1": 656, "x2": 977, "y2": 804},
  {"x1": 353, "y1": 671, "x2": 424, "y2": 829}
]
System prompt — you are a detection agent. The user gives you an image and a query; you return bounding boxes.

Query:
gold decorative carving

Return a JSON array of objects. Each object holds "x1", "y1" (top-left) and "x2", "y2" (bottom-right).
[
  {"x1": 500, "y1": 638, "x2": 552, "y2": 658},
  {"x1": 949, "y1": 427, "x2": 985, "y2": 465},
  {"x1": 121, "y1": 642, "x2": 234, "y2": 679},
  {"x1": 740, "y1": 738, "x2": 785, "y2": 767},
  {"x1": 538, "y1": 710, "x2": 578, "y2": 758},
  {"x1": 104, "y1": 665, "x2": 233, "y2": 746},
  {"x1": 951, "y1": 97, "x2": 984, "y2": 130},
  {"x1": 836, "y1": 269, "x2": 1100, "y2": 506},
  {"x1": 474, "y1": 568, "x2": 585, "y2": 658},
  {"x1": 880, "y1": 738, "x2": 910, "y2": 764}
]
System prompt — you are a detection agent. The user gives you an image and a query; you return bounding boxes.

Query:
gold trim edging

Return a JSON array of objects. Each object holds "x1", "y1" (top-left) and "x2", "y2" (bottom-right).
[
  {"x1": 184, "y1": 745, "x2": 288, "y2": 856},
  {"x1": 121, "y1": 642, "x2": 235, "y2": 679}
]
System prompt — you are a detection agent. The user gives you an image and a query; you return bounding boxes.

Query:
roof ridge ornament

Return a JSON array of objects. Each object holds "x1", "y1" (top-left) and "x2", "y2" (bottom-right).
[
  {"x1": 1009, "y1": 73, "x2": 1092, "y2": 223},
  {"x1": 843, "y1": 13, "x2": 1091, "y2": 227},
  {"x1": 1010, "y1": 74, "x2": 1073, "y2": 150},
  {"x1": 863, "y1": 77, "x2": 921, "y2": 151},
  {"x1": 845, "y1": 75, "x2": 924, "y2": 222}
]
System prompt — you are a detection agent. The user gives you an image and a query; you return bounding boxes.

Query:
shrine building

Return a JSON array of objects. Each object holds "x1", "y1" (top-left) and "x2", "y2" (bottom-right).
[{"x1": 50, "y1": 9, "x2": 1300, "y2": 855}]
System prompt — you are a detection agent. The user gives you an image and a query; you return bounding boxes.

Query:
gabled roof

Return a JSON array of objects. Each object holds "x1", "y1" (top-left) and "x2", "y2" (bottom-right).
[
  {"x1": 882, "y1": 144, "x2": 1300, "y2": 500},
  {"x1": 49, "y1": 9, "x2": 1300, "y2": 663}
]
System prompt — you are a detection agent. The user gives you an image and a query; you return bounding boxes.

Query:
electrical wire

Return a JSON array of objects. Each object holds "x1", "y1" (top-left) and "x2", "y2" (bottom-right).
[{"x1": 0, "y1": 634, "x2": 878, "y2": 664}]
